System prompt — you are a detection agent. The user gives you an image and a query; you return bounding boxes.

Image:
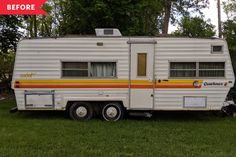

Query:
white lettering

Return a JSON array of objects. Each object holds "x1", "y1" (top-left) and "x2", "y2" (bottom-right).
[
  {"x1": 31, "y1": 4, "x2": 35, "y2": 10},
  {"x1": 11, "y1": 4, "x2": 15, "y2": 10},
  {"x1": 20, "y1": 5, "x2": 25, "y2": 10},
  {"x1": 26, "y1": 4, "x2": 31, "y2": 10},
  {"x1": 16, "y1": 5, "x2": 20, "y2": 10},
  {"x1": 7, "y1": 4, "x2": 11, "y2": 10},
  {"x1": 6, "y1": 4, "x2": 36, "y2": 11}
]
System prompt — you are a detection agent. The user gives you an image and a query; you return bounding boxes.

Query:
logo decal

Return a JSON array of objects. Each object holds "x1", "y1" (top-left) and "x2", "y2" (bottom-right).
[{"x1": 203, "y1": 82, "x2": 227, "y2": 87}]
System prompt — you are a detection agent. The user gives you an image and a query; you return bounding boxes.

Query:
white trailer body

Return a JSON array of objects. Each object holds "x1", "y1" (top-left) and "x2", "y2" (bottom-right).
[{"x1": 12, "y1": 34, "x2": 235, "y2": 120}]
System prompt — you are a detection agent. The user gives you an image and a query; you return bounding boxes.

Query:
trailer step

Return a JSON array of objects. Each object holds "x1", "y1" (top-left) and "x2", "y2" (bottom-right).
[
  {"x1": 9, "y1": 107, "x2": 18, "y2": 113},
  {"x1": 129, "y1": 112, "x2": 152, "y2": 118}
]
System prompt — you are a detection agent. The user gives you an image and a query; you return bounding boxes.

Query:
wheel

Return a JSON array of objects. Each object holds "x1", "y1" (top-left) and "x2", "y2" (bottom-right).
[
  {"x1": 102, "y1": 102, "x2": 124, "y2": 121},
  {"x1": 221, "y1": 105, "x2": 234, "y2": 116},
  {"x1": 213, "y1": 110, "x2": 226, "y2": 117},
  {"x1": 69, "y1": 102, "x2": 93, "y2": 120}
]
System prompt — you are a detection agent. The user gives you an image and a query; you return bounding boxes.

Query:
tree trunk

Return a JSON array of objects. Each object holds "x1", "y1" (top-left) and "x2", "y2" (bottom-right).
[
  {"x1": 33, "y1": 15, "x2": 37, "y2": 37},
  {"x1": 29, "y1": 16, "x2": 34, "y2": 38},
  {"x1": 41, "y1": 16, "x2": 45, "y2": 37},
  {"x1": 162, "y1": 0, "x2": 172, "y2": 35},
  {"x1": 217, "y1": 0, "x2": 222, "y2": 38}
]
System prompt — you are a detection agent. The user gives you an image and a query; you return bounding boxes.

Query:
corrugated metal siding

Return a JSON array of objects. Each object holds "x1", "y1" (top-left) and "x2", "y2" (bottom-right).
[
  {"x1": 154, "y1": 38, "x2": 235, "y2": 110},
  {"x1": 14, "y1": 38, "x2": 129, "y2": 79}
]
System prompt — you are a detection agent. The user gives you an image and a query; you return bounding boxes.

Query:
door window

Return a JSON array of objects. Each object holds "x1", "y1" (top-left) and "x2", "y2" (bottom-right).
[{"x1": 137, "y1": 53, "x2": 147, "y2": 76}]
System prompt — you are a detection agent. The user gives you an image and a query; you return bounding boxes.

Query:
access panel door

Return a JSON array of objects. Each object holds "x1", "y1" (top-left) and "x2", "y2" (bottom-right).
[{"x1": 129, "y1": 43, "x2": 155, "y2": 109}]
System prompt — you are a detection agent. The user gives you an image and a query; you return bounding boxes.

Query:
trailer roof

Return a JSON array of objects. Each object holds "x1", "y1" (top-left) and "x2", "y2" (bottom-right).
[{"x1": 22, "y1": 35, "x2": 224, "y2": 41}]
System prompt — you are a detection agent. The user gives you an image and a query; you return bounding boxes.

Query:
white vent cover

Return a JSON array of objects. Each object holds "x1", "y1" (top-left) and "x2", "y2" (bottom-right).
[{"x1": 95, "y1": 28, "x2": 122, "y2": 37}]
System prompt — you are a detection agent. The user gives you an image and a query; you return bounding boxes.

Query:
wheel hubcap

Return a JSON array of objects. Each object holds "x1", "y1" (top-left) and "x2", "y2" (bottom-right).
[
  {"x1": 106, "y1": 106, "x2": 118, "y2": 118},
  {"x1": 76, "y1": 106, "x2": 87, "y2": 117}
]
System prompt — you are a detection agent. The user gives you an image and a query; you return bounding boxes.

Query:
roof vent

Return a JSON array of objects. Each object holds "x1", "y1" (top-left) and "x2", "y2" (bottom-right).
[{"x1": 95, "y1": 28, "x2": 122, "y2": 37}]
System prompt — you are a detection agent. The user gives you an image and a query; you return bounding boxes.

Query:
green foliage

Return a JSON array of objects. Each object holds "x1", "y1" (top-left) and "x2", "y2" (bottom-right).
[
  {"x1": 223, "y1": 20, "x2": 236, "y2": 100},
  {"x1": 223, "y1": 0, "x2": 236, "y2": 20},
  {"x1": 0, "y1": 16, "x2": 23, "y2": 53},
  {"x1": 223, "y1": 20, "x2": 236, "y2": 52},
  {"x1": 51, "y1": 0, "x2": 210, "y2": 36},
  {"x1": 170, "y1": 0, "x2": 209, "y2": 24},
  {"x1": 0, "y1": 16, "x2": 22, "y2": 86},
  {"x1": 16, "y1": 0, "x2": 210, "y2": 36},
  {"x1": 38, "y1": 3, "x2": 54, "y2": 37},
  {"x1": 161, "y1": 0, "x2": 209, "y2": 34},
  {"x1": 174, "y1": 16, "x2": 215, "y2": 37},
  {"x1": 0, "y1": 52, "x2": 15, "y2": 85},
  {"x1": 24, "y1": 2, "x2": 54, "y2": 37},
  {"x1": 222, "y1": 1, "x2": 236, "y2": 100},
  {"x1": 56, "y1": 0, "x2": 163, "y2": 36}
]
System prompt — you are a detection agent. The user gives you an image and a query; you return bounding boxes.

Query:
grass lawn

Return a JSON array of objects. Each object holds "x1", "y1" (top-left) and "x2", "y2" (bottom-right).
[{"x1": 0, "y1": 98, "x2": 236, "y2": 157}]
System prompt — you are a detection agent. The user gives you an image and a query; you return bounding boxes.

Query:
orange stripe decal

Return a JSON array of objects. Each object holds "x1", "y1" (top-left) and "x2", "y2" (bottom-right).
[{"x1": 14, "y1": 80, "x2": 202, "y2": 89}]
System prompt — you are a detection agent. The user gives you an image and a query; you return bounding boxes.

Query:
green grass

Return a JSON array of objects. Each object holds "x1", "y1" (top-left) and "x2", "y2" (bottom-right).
[{"x1": 0, "y1": 98, "x2": 236, "y2": 157}]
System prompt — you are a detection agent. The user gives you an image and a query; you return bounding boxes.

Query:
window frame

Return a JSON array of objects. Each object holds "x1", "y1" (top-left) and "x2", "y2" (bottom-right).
[
  {"x1": 61, "y1": 61, "x2": 117, "y2": 79},
  {"x1": 169, "y1": 61, "x2": 226, "y2": 79},
  {"x1": 61, "y1": 62, "x2": 89, "y2": 77},
  {"x1": 169, "y1": 62, "x2": 197, "y2": 78},
  {"x1": 211, "y1": 45, "x2": 224, "y2": 54},
  {"x1": 198, "y1": 62, "x2": 225, "y2": 78},
  {"x1": 137, "y1": 53, "x2": 147, "y2": 77},
  {"x1": 104, "y1": 29, "x2": 114, "y2": 35}
]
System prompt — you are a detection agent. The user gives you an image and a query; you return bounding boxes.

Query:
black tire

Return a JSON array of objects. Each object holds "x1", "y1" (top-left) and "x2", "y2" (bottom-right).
[
  {"x1": 69, "y1": 102, "x2": 93, "y2": 120},
  {"x1": 213, "y1": 110, "x2": 227, "y2": 117},
  {"x1": 102, "y1": 102, "x2": 124, "y2": 121}
]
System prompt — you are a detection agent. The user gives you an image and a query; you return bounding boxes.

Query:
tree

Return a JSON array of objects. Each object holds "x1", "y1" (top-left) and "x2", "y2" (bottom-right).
[
  {"x1": 24, "y1": 0, "x2": 210, "y2": 36},
  {"x1": 223, "y1": 20, "x2": 236, "y2": 50},
  {"x1": 49, "y1": 0, "x2": 164, "y2": 36},
  {"x1": 26, "y1": 15, "x2": 37, "y2": 38},
  {"x1": 162, "y1": 0, "x2": 209, "y2": 34},
  {"x1": 0, "y1": 16, "x2": 23, "y2": 53},
  {"x1": 223, "y1": 20, "x2": 236, "y2": 100},
  {"x1": 38, "y1": 3, "x2": 54, "y2": 37},
  {"x1": 222, "y1": 1, "x2": 236, "y2": 100},
  {"x1": 222, "y1": 0, "x2": 236, "y2": 52},
  {"x1": 223, "y1": 21, "x2": 236, "y2": 100},
  {"x1": 0, "y1": 52, "x2": 15, "y2": 86},
  {"x1": 0, "y1": 16, "x2": 23, "y2": 87},
  {"x1": 25, "y1": 2, "x2": 54, "y2": 37},
  {"x1": 223, "y1": 0, "x2": 236, "y2": 20},
  {"x1": 173, "y1": 16, "x2": 215, "y2": 37}
]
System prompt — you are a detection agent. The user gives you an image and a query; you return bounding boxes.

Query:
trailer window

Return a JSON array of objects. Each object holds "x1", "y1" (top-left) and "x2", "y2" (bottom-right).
[
  {"x1": 104, "y1": 29, "x2": 114, "y2": 35},
  {"x1": 137, "y1": 53, "x2": 147, "y2": 76},
  {"x1": 212, "y1": 45, "x2": 223, "y2": 53},
  {"x1": 170, "y1": 62, "x2": 196, "y2": 77},
  {"x1": 199, "y1": 62, "x2": 225, "y2": 77},
  {"x1": 62, "y1": 62, "x2": 116, "y2": 78},
  {"x1": 91, "y1": 62, "x2": 116, "y2": 77},
  {"x1": 62, "y1": 62, "x2": 88, "y2": 77}
]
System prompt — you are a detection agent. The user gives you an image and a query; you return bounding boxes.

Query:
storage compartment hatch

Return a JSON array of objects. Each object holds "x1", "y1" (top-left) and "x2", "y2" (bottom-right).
[{"x1": 25, "y1": 91, "x2": 54, "y2": 109}]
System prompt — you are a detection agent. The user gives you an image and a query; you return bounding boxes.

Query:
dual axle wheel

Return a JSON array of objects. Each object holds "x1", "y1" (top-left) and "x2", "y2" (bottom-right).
[{"x1": 69, "y1": 102, "x2": 124, "y2": 121}]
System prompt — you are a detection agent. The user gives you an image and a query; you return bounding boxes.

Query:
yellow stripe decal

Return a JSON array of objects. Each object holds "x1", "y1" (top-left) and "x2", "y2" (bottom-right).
[{"x1": 14, "y1": 79, "x2": 203, "y2": 89}]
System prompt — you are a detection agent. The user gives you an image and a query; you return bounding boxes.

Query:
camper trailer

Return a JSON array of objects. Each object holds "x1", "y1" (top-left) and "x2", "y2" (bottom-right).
[{"x1": 12, "y1": 29, "x2": 235, "y2": 121}]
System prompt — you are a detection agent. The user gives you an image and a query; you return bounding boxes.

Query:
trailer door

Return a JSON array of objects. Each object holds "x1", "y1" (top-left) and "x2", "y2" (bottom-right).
[{"x1": 129, "y1": 40, "x2": 156, "y2": 109}]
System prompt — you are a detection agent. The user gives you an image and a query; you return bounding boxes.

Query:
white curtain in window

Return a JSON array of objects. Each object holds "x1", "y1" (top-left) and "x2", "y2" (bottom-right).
[
  {"x1": 91, "y1": 63, "x2": 116, "y2": 77},
  {"x1": 170, "y1": 62, "x2": 196, "y2": 77},
  {"x1": 199, "y1": 62, "x2": 225, "y2": 77}
]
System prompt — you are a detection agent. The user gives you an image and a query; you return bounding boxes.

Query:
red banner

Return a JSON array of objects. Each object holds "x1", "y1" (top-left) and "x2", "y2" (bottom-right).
[{"x1": 0, "y1": 0, "x2": 47, "y2": 15}]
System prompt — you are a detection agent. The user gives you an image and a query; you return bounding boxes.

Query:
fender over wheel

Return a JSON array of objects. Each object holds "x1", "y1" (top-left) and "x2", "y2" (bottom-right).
[
  {"x1": 102, "y1": 102, "x2": 124, "y2": 121},
  {"x1": 69, "y1": 102, "x2": 93, "y2": 120}
]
